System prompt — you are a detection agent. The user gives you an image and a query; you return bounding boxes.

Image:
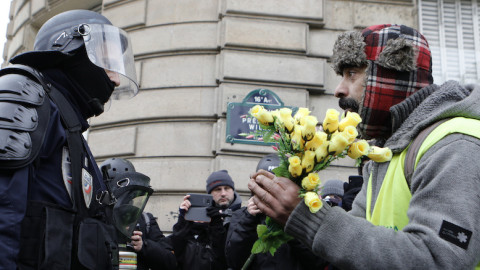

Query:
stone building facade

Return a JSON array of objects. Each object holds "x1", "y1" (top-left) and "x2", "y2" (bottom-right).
[{"x1": 1, "y1": 0, "x2": 417, "y2": 232}]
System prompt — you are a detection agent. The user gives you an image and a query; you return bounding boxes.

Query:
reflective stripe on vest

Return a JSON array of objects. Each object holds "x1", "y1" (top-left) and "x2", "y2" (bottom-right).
[
  {"x1": 366, "y1": 150, "x2": 411, "y2": 231},
  {"x1": 366, "y1": 117, "x2": 480, "y2": 267},
  {"x1": 367, "y1": 117, "x2": 480, "y2": 228}
]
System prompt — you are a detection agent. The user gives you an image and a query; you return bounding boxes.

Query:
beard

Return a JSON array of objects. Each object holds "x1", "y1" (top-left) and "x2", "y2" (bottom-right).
[
  {"x1": 216, "y1": 197, "x2": 233, "y2": 208},
  {"x1": 338, "y1": 97, "x2": 360, "y2": 113}
]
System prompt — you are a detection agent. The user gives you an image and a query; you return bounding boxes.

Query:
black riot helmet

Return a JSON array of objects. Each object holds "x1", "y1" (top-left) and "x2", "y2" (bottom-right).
[
  {"x1": 100, "y1": 157, "x2": 136, "y2": 181},
  {"x1": 108, "y1": 171, "x2": 153, "y2": 241},
  {"x1": 10, "y1": 9, "x2": 138, "y2": 100},
  {"x1": 256, "y1": 153, "x2": 280, "y2": 173}
]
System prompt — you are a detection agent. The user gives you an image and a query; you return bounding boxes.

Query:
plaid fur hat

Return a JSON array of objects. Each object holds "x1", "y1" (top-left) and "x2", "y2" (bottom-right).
[{"x1": 332, "y1": 24, "x2": 433, "y2": 139}]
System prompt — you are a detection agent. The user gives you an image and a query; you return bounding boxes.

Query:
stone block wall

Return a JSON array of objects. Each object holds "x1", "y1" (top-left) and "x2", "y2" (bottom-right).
[{"x1": 2, "y1": 0, "x2": 418, "y2": 233}]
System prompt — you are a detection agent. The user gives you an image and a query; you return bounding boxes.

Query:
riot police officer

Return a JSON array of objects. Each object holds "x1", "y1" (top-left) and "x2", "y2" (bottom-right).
[
  {"x1": 0, "y1": 9, "x2": 138, "y2": 269},
  {"x1": 100, "y1": 158, "x2": 176, "y2": 270}
]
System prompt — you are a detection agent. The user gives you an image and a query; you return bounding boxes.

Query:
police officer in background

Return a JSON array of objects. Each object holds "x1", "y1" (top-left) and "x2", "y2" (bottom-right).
[
  {"x1": 0, "y1": 9, "x2": 138, "y2": 269},
  {"x1": 100, "y1": 158, "x2": 177, "y2": 270}
]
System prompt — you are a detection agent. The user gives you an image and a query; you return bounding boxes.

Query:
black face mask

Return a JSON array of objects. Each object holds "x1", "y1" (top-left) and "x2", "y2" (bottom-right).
[
  {"x1": 42, "y1": 46, "x2": 116, "y2": 120},
  {"x1": 60, "y1": 48, "x2": 116, "y2": 115}
]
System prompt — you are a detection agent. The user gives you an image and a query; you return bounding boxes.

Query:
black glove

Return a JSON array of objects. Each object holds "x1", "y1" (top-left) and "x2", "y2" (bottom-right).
[
  {"x1": 168, "y1": 231, "x2": 187, "y2": 256},
  {"x1": 206, "y1": 206, "x2": 224, "y2": 220}
]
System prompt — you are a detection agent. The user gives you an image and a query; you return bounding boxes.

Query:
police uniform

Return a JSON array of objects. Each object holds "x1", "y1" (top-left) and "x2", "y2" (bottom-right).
[{"x1": 0, "y1": 9, "x2": 139, "y2": 269}]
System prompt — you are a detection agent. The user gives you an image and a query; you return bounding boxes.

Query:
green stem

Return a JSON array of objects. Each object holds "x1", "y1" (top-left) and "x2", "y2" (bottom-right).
[{"x1": 241, "y1": 253, "x2": 255, "y2": 270}]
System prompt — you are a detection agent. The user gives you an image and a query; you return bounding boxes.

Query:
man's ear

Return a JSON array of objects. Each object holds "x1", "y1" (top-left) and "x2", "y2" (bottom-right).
[{"x1": 377, "y1": 38, "x2": 417, "y2": 72}]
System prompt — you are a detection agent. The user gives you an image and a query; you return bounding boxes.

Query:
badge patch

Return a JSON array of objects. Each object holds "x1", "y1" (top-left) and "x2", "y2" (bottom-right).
[
  {"x1": 82, "y1": 168, "x2": 93, "y2": 208},
  {"x1": 439, "y1": 220, "x2": 472, "y2": 250},
  {"x1": 61, "y1": 147, "x2": 72, "y2": 200}
]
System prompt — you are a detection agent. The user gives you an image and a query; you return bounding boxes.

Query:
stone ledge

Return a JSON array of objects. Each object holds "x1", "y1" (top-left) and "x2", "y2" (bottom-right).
[
  {"x1": 146, "y1": 0, "x2": 220, "y2": 26},
  {"x1": 141, "y1": 54, "x2": 217, "y2": 89},
  {"x1": 129, "y1": 22, "x2": 218, "y2": 56},
  {"x1": 90, "y1": 87, "x2": 217, "y2": 126},
  {"x1": 221, "y1": 17, "x2": 307, "y2": 52},
  {"x1": 88, "y1": 126, "x2": 137, "y2": 158},
  {"x1": 221, "y1": 0, "x2": 324, "y2": 25},
  {"x1": 103, "y1": 0, "x2": 146, "y2": 29},
  {"x1": 217, "y1": 50, "x2": 325, "y2": 89}
]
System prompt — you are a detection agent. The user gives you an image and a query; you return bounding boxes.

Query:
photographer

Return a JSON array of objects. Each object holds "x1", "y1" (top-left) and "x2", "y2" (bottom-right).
[{"x1": 168, "y1": 170, "x2": 241, "y2": 270}]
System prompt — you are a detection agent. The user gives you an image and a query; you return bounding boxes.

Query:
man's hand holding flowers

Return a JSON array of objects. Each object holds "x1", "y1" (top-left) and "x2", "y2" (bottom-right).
[
  {"x1": 245, "y1": 105, "x2": 393, "y2": 262},
  {"x1": 248, "y1": 170, "x2": 301, "y2": 226}
]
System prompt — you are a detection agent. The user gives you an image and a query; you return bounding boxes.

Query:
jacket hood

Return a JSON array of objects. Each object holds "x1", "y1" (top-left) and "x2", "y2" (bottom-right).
[
  {"x1": 386, "y1": 81, "x2": 480, "y2": 152},
  {"x1": 229, "y1": 191, "x2": 242, "y2": 211}
]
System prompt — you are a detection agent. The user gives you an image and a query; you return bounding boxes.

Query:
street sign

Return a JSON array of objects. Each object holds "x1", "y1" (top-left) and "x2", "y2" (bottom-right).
[{"x1": 226, "y1": 89, "x2": 297, "y2": 145}]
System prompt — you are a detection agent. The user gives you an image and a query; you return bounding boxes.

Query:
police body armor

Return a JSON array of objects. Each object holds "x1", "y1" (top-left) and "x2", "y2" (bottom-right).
[{"x1": 0, "y1": 65, "x2": 119, "y2": 269}]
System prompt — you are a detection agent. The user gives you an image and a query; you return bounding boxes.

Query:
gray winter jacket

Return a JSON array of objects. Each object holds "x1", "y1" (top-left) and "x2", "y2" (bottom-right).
[{"x1": 285, "y1": 81, "x2": 480, "y2": 269}]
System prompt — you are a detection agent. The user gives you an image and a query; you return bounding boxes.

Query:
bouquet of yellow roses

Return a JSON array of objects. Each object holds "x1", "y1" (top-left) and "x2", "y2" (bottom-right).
[{"x1": 243, "y1": 105, "x2": 391, "y2": 267}]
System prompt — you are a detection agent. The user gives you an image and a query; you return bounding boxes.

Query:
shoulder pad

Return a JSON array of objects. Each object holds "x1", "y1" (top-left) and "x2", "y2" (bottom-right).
[
  {"x1": 0, "y1": 71, "x2": 50, "y2": 169},
  {"x1": 0, "y1": 129, "x2": 31, "y2": 161},
  {"x1": 0, "y1": 73, "x2": 46, "y2": 105}
]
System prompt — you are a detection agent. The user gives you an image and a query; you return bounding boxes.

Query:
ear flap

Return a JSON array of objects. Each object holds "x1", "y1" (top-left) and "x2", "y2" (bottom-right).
[
  {"x1": 331, "y1": 31, "x2": 368, "y2": 75},
  {"x1": 377, "y1": 38, "x2": 417, "y2": 72}
]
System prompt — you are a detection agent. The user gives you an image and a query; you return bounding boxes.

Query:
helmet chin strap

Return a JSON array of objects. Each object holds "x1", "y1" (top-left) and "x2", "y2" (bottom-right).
[{"x1": 88, "y1": 98, "x2": 104, "y2": 116}]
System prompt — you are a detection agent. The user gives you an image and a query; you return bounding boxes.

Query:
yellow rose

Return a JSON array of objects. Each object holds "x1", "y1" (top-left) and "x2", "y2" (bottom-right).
[
  {"x1": 338, "y1": 111, "x2": 362, "y2": 131},
  {"x1": 315, "y1": 143, "x2": 329, "y2": 162},
  {"x1": 342, "y1": 125, "x2": 358, "y2": 144},
  {"x1": 301, "y1": 150, "x2": 316, "y2": 173},
  {"x1": 304, "y1": 191, "x2": 323, "y2": 213},
  {"x1": 290, "y1": 125, "x2": 305, "y2": 151},
  {"x1": 270, "y1": 109, "x2": 280, "y2": 120},
  {"x1": 301, "y1": 172, "x2": 321, "y2": 191},
  {"x1": 328, "y1": 132, "x2": 349, "y2": 155},
  {"x1": 294, "y1": 107, "x2": 311, "y2": 125},
  {"x1": 301, "y1": 115, "x2": 318, "y2": 141},
  {"x1": 305, "y1": 131, "x2": 327, "y2": 151},
  {"x1": 289, "y1": 155, "x2": 301, "y2": 167},
  {"x1": 289, "y1": 164, "x2": 303, "y2": 178},
  {"x1": 322, "y1": 109, "x2": 340, "y2": 133},
  {"x1": 288, "y1": 156, "x2": 303, "y2": 177},
  {"x1": 347, "y1": 139, "x2": 370, "y2": 159},
  {"x1": 250, "y1": 105, "x2": 273, "y2": 125},
  {"x1": 279, "y1": 108, "x2": 294, "y2": 132},
  {"x1": 367, "y1": 146, "x2": 393, "y2": 163}
]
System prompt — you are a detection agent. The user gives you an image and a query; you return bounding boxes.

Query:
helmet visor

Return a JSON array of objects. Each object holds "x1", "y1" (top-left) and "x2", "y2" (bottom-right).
[
  {"x1": 82, "y1": 23, "x2": 138, "y2": 99},
  {"x1": 112, "y1": 185, "x2": 152, "y2": 239}
]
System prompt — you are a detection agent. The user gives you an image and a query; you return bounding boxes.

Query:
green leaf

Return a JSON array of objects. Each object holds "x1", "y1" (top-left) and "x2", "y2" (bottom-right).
[
  {"x1": 261, "y1": 130, "x2": 274, "y2": 143},
  {"x1": 251, "y1": 240, "x2": 261, "y2": 254},
  {"x1": 265, "y1": 216, "x2": 273, "y2": 227},
  {"x1": 269, "y1": 246, "x2": 277, "y2": 256},
  {"x1": 252, "y1": 239, "x2": 267, "y2": 254},
  {"x1": 280, "y1": 233, "x2": 294, "y2": 242},
  {"x1": 272, "y1": 166, "x2": 289, "y2": 178},
  {"x1": 256, "y1": 224, "x2": 268, "y2": 237},
  {"x1": 272, "y1": 238, "x2": 284, "y2": 249}
]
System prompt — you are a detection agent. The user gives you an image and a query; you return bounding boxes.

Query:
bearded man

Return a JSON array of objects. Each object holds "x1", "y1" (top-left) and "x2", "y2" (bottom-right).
[
  {"x1": 248, "y1": 24, "x2": 480, "y2": 269},
  {"x1": 169, "y1": 170, "x2": 241, "y2": 270}
]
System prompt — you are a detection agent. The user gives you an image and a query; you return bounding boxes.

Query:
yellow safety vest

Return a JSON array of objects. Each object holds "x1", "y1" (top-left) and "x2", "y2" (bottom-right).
[{"x1": 366, "y1": 117, "x2": 480, "y2": 267}]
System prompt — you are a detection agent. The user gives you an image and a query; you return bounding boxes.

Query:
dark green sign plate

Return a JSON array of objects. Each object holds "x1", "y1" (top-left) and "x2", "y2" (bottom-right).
[{"x1": 226, "y1": 89, "x2": 297, "y2": 145}]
